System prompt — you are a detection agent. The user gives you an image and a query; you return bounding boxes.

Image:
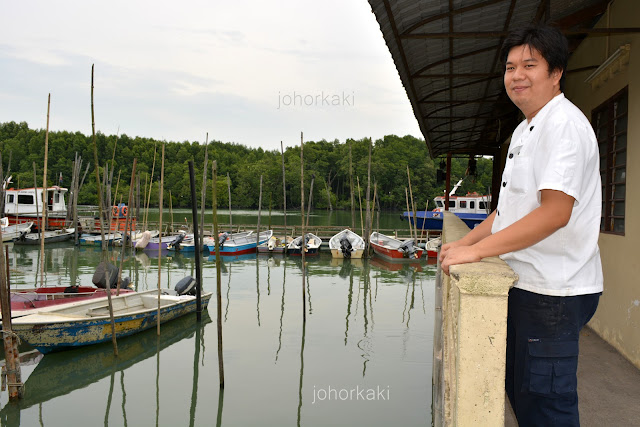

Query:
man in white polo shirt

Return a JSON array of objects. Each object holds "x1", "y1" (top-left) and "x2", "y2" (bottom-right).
[{"x1": 440, "y1": 25, "x2": 602, "y2": 426}]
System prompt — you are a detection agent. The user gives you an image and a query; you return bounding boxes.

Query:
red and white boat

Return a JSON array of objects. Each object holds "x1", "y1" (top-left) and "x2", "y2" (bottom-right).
[
  {"x1": 3, "y1": 186, "x2": 135, "y2": 232},
  {"x1": 369, "y1": 232, "x2": 423, "y2": 261}
]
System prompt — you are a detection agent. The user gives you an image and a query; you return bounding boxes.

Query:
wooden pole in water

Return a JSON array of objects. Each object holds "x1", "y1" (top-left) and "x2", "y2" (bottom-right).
[
  {"x1": 157, "y1": 143, "x2": 165, "y2": 334},
  {"x1": 136, "y1": 173, "x2": 141, "y2": 229},
  {"x1": 117, "y1": 158, "x2": 136, "y2": 295},
  {"x1": 32, "y1": 162, "x2": 43, "y2": 286},
  {"x1": 145, "y1": 144, "x2": 157, "y2": 231},
  {"x1": 39, "y1": 94, "x2": 51, "y2": 287},
  {"x1": 73, "y1": 159, "x2": 81, "y2": 244},
  {"x1": 280, "y1": 141, "x2": 287, "y2": 244},
  {"x1": 91, "y1": 65, "x2": 118, "y2": 355},
  {"x1": 305, "y1": 175, "x2": 314, "y2": 229},
  {"x1": 200, "y1": 133, "x2": 209, "y2": 250},
  {"x1": 364, "y1": 138, "x2": 372, "y2": 252},
  {"x1": 349, "y1": 140, "x2": 355, "y2": 230},
  {"x1": 407, "y1": 165, "x2": 418, "y2": 242},
  {"x1": 226, "y1": 173, "x2": 232, "y2": 233},
  {"x1": 357, "y1": 176, "x2": 364, "y2": 238},
  {"x1": 300, "y1": 132, "x2": 306, "y2": 323},
  {"x1": 256, "y1": 175, "x2": 263, "y2": 247},
  {"x1": 405, "y1": 187, "x2": 414, "y2": 241},
  {"x1": 211, "y1": 160, "x2": 225, "y2": 388},
  {"x1": 188, "y1": 160, "x2": 203, "y2": 322},
  {"x1": 369, "y1": 183, "x2": 377, "y2": 256},
  {"x1": 0, "y1": 241, "x2": 22, "y2": 400},
  {"x1": 169, "y1": 191, "x2": 174, "y2": 233}
]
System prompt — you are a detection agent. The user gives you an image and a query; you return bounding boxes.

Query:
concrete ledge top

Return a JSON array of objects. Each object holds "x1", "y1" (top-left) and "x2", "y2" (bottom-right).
[{"x1": 443, "y1": 212, "x2": 518, "y2": 296}]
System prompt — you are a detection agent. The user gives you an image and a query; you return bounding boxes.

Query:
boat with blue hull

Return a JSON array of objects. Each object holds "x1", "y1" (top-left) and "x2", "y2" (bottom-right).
[
  {"x1": 404, "y1": 181, "x2": 491, "y2": 230},
  {"x1": 11, "y1": 289, "x2": 212, "y2": 354},
  {"x1": 207, "y1": 230, "x2": 272, "y2": 256}
]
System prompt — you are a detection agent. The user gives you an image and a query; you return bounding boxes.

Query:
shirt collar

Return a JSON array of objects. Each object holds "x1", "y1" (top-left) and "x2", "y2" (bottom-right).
[{"x1": 527, "y1": 93, "x2": 565, "y2": 128}]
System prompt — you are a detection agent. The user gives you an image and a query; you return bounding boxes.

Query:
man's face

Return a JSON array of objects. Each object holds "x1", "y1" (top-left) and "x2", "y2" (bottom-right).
[{"x1": 504, "y1": 45, "x2": 562, "y2": 121}]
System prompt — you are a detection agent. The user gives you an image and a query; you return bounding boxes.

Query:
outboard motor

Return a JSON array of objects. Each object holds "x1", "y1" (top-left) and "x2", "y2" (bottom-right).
[
  {"x1": 169, "y1": 233, "x2": 185, "y2": 251},
  {"x1": 175, "y1": 276, "x2": 197, "y2": 296},
  {"x1": 339, "y1": 237, "x2": 353, "y2": 258},
  {"x1": 218, "y1": 232, "x2": 229, "y2": 249},
  {"x1": 398, "y1": 240, "x2": 419, "y2": 259},
  {"x1": 92, "y1": 262, "x2": 119, "y2": 289}
]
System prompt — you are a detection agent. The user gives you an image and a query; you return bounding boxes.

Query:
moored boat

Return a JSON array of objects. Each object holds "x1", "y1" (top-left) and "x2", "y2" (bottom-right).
[
  {"x1": 329, "y1": 229, "x2": 365, "y2": 259},
  {"x1": 13, "y1": 228, "x2": 75, "y2": 245},
  {"x1": 257, "y1": 235, "x2": 289, "y2": 254},
  {"x1": 11, "y1": 287, "x2": 213, "y2": 354},
  {"x1": 287, "y1": 233, "x2": 322, "y2": 256},
  {"x1": 0, "y1": 218, "x2": 33, "y2": 242},
  {"x1": 369, "y1": 231, "x2": 423, "y2": 261},
  {"x1": 207, "y1": 230, "x2": 270, "y2": 256}
]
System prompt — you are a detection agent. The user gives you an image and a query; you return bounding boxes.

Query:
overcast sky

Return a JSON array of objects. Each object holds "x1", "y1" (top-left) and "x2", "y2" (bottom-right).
[{"x1": 0, "y1": 0, "x2": 422, "y2": 150}]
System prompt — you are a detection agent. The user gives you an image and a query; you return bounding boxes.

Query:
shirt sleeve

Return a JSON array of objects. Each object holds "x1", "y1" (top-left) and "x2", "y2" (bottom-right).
[{"x1": 536, "y1": 120, "x2": 592, "y2": 206}]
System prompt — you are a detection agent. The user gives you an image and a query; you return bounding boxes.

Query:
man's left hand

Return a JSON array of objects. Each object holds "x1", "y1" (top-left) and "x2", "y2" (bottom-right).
[{"x1": 440, "y1": 245, "x2": 482, "y2": 275}]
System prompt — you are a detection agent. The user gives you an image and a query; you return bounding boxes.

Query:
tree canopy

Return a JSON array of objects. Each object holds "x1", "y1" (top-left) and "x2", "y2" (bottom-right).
[{"x1": 0, "y1": 121, "x2": 494, "y2": 211}]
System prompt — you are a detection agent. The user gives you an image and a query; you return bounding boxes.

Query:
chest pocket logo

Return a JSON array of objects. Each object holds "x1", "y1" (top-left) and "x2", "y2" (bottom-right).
[{"x1": 509, "y1": 155, "x2": 531, "y2": 193}]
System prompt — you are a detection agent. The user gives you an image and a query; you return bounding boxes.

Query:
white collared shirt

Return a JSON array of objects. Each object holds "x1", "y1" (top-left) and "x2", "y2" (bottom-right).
[{"x1": 492, "y1": 93, "x2": 603, "y2": 296}]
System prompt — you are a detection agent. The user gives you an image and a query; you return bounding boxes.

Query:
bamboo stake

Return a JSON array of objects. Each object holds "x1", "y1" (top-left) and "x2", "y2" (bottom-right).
[
  {"x1": 407, "y1": 165, "x2": 418, "y2": 241},
  {"x1": 169, "y1": 191, "x2": 174, "y2": 233},
  {"x1": 188, "y1": 159, "x2": 203, "y2": 322},
  {"x1": 91, "y1": 65, "x2": 118, "y2": 356},
  {"x1": 145, "y1": 144, "x2": 157, "y2": 232},
  {"x1": 281, "y1": 141, "x2": 287, "y2": 245},
  {"x1": 370, "y1": 183, "x2": 377, "y2": 257},
  {"x1": 300, "y1": 132, "x2": 306, "y2": 323},
  {"x1": 227, "y1": 172, "x2": 232, "y2": 233},
  {"x1": 349, "y1": 140, "x2": 355, "y2": 230},
  {"x1": 73, "y1": 158, "x2": 80, "y2": 244},
  {"x1": 256, "y1": 175, "x2": 263, "y2": 247},
  {"x1": 117, "y1": 159, "x2": 137, "y2": 295},
  {"x1": 200, "y1": 133, "x2": 209, "y2": 249},
  {"x1": 142, "y1": 174, "x2": 148, "y2": 230},
  {"x1": 364, "y1": 138, "x2": 372, "y2": 251},
  {"x1": 136, "y1": 173, "x2": 141, "y2": 229},
  {"x1": 157, "y1": 143, "x2": 165, "y2": 335},
  {"x1": 405, "y1": 187, "x2": 414, "y2": 241},
  {"x1": 0, "y1": 243, "x2": 21, "y2": 400},
  {"x1": 420, "y1": 202, "x2": 428, "y2": 246},
  {"x1": 305, "y1": 175, "x2": 314, "y2": 229},
  {"x1": 32, "y1": 163, "x2": 42, "y2": 286},
  {"x1": 357, "y1": 176, "x2": 364, "y2": 238},
  {"x1": 38, "y1": 94, "x2": 51, "y2": 288},
  {"x1": 211, "y1": 160, "x2": 225, "y2": 388}
]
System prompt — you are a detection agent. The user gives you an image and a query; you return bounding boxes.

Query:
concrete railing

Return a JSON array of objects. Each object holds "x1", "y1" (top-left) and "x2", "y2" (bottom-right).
[{"x1": 433, "y1": 212, "x2": 518, "y2": 426}]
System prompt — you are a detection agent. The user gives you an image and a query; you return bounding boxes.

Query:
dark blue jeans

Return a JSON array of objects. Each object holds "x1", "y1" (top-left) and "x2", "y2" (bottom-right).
[{"x1": 506, "y1": 288, "x2": 600, "y2": 427}]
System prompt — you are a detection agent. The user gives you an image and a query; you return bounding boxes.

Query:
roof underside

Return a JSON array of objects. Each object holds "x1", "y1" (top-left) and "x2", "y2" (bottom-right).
[{"x1": 368, "y1": 0, "x2": 617, "y2": 157}]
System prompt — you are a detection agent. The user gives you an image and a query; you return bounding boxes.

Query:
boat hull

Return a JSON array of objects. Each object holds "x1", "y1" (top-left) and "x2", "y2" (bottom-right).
[
  {"x1": 370, "y1": 241, "x2": 423, "y2": 261},
  {"x1": 12, "y1": 291, "x2": 212, "y2": 353},
  {"x1": 330, "y1": 248, "x2": 364, "y2": 259},
  {"x1": 403, "y1": 211, "x2": 487, "y2": 230}
]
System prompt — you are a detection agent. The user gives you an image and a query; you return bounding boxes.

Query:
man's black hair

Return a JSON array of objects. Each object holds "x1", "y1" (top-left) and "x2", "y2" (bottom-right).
[{"x1": 500, "y1": 25, "x2": 569, "y2": 91}]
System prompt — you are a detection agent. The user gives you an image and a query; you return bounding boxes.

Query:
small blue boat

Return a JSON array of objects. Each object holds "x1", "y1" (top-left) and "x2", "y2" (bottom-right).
[
  {"x1": 207, "y1": 230, "x2": 272, "y2": 256},
  {"x1": 11, "y1": 289, "x2": 212, "y2": 354}
]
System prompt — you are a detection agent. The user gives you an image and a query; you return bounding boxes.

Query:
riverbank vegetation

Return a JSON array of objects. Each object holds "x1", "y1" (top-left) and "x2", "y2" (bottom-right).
[{"x1": 0, "y1": 121, "x2": 493, "y2": 210}]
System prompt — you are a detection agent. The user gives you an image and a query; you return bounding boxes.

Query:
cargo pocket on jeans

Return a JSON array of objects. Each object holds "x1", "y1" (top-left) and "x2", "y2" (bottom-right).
[{"x1": 526, "y1": 340, "x2": 579, "y2": 397}]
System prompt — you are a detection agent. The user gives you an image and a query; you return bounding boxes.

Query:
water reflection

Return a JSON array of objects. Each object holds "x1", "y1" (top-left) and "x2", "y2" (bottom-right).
[
  {"x1": 1, "y1": 244, "x2": 434, "y2": 426},
  {"x1": 0, "y1": 312, "x2": 210, "y2": 426}
]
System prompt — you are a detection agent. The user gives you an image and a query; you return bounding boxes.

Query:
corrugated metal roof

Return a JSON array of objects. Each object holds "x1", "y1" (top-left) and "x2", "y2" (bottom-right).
[{"x1": 367, "y1": 0, "x2": 616, "y2": 157}]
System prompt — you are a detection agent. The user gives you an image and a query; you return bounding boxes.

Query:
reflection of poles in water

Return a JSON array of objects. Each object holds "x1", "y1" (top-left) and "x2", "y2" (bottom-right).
[
  {"x1": 403, "y1": 271, "x2": 417, "y2": 327},
  {"x1": 189, "y1": 319, "x2": 202, "y2": 427},
  {"x1": 156, "y1": 336, "x2": 160, "y2": 427},
  {"x1": 121, "y1": 371, "x2": 128, "y2": 427},
  {"x1": 297, "y1": 316, "x2": 306, "y2": 427},
  {"x1": 256, "y1": 256, "x2": 261, "y2": 327},
  {"x1": 216, "y1": 389, "x2": 224, "y2": 427},
  {"x1": 224, "y1": 263, "x2": 231, "y2": 322},
  {"x1": 267, "y1": 257, "x2": 271, "y2": 295},
  {"x1": 344, "y1": 265, "x2": 354, "y2": 345},
  {"x1": 105, "y1": 371, "x2": 115, "y2": 426},
  {"x1": 212, "y1": 160, "x2": 225, "y2": 388},
  {"x1": 306, "y1": 273, "x2": 312, "y2": 316},
  {"x1": 420, "y1": 274, "x2": 426, "y2": 315},
  {"x1": 276, "y1": 260, "x2": 286, "y2": 362}
]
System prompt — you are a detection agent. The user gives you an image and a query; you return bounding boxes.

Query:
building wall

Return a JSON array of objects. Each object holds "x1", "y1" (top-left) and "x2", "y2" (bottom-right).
[{"x1": 564, "y1": 0, "x2": 640, "y2": 369}]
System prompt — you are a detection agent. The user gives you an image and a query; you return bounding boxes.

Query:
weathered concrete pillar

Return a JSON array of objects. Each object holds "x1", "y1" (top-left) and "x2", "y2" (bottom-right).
[{"x1": 434, "y1": 212, "x2": 517, "y2": 426}]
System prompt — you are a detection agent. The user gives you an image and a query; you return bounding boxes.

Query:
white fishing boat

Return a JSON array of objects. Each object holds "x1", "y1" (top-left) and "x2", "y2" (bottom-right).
[
  {"x1": 287, "y1": 233, "x2": 322, "y2": 256},
  {"x1": 13, "y1": 228, "x2": 75, "y2": 245},
  {"x1": 0, "y1": 218, "x2": 33, "y2": 242},
  {"x1": 329, "y1": 229, "x2": 365, "y2": 259}
]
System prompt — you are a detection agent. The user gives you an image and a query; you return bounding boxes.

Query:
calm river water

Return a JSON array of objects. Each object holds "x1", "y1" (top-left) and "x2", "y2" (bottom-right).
[{"x1": 0, "y1": 210, "x2": 435, "y2": 426}]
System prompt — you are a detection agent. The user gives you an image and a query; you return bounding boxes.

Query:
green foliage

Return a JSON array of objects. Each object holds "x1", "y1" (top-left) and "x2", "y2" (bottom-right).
[{"x1": 0, "y1": 121, "x2": 495, "y2": 210}]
